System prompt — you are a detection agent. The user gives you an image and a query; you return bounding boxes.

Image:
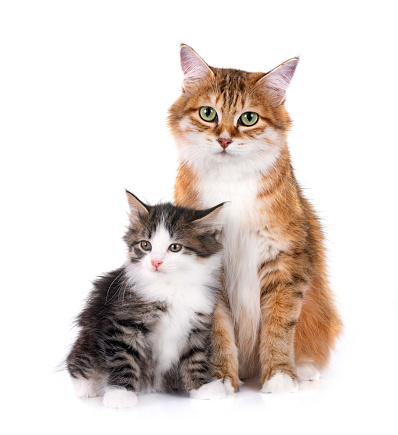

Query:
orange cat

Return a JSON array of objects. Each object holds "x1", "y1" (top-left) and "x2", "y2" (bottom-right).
[{"x1": 169, "y1": 45, "x2": 342, "y2": 393}]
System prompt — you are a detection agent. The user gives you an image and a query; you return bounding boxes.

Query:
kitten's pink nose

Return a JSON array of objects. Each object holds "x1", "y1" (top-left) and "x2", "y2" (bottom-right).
[
  {"x1": 217, "y1": 138, "x2": 232, "y2": 149},
  {"x1": 151, "y1": 259, "x2": 163, "y2": 269}
]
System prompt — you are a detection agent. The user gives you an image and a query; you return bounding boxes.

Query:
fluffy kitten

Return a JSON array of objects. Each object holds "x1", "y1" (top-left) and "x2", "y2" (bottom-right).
[
  {"x1": 67, "y1": 191, "x2": 227, "y2": 407},
  {"x1": 169, "y1": 45, "x2": 342, "y2": 393}
]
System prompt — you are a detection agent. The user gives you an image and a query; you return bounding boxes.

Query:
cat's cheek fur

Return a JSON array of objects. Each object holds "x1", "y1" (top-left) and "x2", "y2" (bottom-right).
[
  {"x1": 261, "y1": 372, "x2": 299, "y2": 394},
  {"x1": 103, "y1": 387, "x2": 138, "y2": 408},
  {"x1": 176, "y1": 127, "x2": 284, "y2": 178}
]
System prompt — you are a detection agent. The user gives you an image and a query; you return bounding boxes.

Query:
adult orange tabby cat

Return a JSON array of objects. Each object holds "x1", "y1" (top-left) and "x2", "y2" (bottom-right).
[{"x1": 169, "y1": 45, "x2": 342, "y2": 393}]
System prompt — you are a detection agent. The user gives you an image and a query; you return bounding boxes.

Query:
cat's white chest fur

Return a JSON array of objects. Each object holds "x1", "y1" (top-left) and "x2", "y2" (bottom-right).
[
  {"x1": 149, "y1": 299, "x2": 191, "y2": 386},
  {"x1": 196, "y1": 169, "x2": 280, "y2": 376},
  {"x1": 131, "y1": 269, "x2": 217, "y2": 391}
]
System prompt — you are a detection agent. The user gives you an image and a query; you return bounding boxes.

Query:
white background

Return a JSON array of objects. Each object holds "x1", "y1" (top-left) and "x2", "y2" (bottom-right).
[{"x1": 1, "y1": 1, "x2": 397, "y2": 434}]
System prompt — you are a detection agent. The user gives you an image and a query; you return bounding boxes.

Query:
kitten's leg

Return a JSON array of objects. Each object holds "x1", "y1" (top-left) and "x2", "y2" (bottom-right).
[
  {"x1": 102, "y1": 337, "x2": 142, "y2": 408},
  {"x1": 190, "y1": 379, "x2": 228, "y2": 400},
  {"x1": 103, "y1": 387, "x2": 138, "y2": 408},
  {"x1": 210, "y1": 292, "x2": 240, "y2": 393},
  {"x1": 179, "y1": 317, "x2": 227, "y2": 399},
  {"x1": 259, "y1": 276, "x2": 304, "y2": 393},
  {"x1": 67, "y1": 335, "x2": 105, "y2": 398}
]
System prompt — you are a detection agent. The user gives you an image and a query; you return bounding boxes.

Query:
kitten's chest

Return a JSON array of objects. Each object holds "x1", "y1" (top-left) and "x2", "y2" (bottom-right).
[
  {"x1": 149, "y1": 302, "x2": 192, "y2": 376},
  {"x1": 145, "y1": 282, "x2": 213, "y2": 384}
]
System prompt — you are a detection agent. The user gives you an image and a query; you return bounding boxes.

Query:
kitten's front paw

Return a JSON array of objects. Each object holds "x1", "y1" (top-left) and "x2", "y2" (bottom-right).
[
  {"x1": 72, "y1": 377, "x2": 103, "y2": 398},
  {"x1": 261, "y1": 372, "x2": 298, "y2": 394},
  {"x1": 103, "y1": 387, "x2": 137, "y2": 408},
  {"x1": 190, "y1": 379, "x2": 227, "y2": 400}
]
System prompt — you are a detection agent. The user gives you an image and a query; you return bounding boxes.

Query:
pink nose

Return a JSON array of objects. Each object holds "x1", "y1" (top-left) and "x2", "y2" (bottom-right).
[
  {"x1": 217, "y1": 138, "x2": 232, "y2": 149},
  {"x1": 151, "y1": 259, "x2": 163, "y2": 269}
]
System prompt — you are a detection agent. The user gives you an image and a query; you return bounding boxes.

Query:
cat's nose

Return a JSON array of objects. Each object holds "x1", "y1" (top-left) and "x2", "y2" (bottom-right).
[
  {"x1": 217, "y1": 138, "x2": 232, "y2": 149},
  {"x1": 151, "y1": 259, "x2": 163, "y2": 269}
]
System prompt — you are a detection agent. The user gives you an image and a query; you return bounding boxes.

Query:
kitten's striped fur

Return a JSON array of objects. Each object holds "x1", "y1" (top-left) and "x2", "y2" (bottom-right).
[
  {"x1": 67, "y1": 192, "x2": 226, "y2": 406},
  {"x1": 169, "y1": 45, "x2": 342, "y2": 392}
]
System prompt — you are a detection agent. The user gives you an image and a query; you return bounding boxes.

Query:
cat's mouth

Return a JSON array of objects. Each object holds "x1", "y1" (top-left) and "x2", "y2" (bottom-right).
[{"x1": 217, "y1": 149, "x2": 236, "y2": 158}]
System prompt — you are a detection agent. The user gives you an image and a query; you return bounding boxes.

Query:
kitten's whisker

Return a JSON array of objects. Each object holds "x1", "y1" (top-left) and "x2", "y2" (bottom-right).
[{"x1": 105, "y1": 269, "x2": 125, "y2": 303}]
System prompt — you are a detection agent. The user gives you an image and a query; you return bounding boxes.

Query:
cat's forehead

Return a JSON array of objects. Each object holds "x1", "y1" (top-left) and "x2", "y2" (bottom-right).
[
  {"x1": 139, "y1": 205, "x2": 194, "y2": 239},
  {"x1": 150, "y1": 223, "x2": 172, "y2": 247},
  {"x1": 193, "y1": 69, "x2": 267, "y2": 113}
]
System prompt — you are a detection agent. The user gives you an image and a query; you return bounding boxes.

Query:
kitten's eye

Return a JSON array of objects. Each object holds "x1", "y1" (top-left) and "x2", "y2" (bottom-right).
[
  {"x1": 169, "y1": 244, "x2": 182, "y2": 253},
  {"x1": 239, "y1": 112, "x2": 258, "y2": 126},
  {"x1": 199, "y1": 106, "x2": 217, "y2": 122},
  {"x1": 140, "y1": 241, "x2": 152, "y2": 252}
]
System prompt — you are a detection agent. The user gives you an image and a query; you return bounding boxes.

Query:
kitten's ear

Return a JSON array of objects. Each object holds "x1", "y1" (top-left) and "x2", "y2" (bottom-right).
[
  {"x1": 191, "y1": 202, "x2": 225, "y2": 227},
  {"x1": 256, "y1": 57, "x2": 299, "y2": 106},
  {"x1": 125, "y1": 190, "x2": 149, "y2": 222},
  {"x1": 180, "y1": 44, "x2": 214, "y2": 92}
]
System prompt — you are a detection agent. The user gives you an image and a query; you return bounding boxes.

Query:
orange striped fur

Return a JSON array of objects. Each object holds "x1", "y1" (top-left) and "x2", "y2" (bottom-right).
[{"x1": 169, "y1": 45, "x2": 342, "y2": 391}]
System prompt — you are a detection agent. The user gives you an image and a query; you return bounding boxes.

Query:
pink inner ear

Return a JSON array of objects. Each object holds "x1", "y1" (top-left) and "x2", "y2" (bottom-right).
[
  {"x1": 259, "y1": 58, "x2": 299, "y2": 105},
  {"x1": 180, "y1": 45, "x2": 213, "y2": 89}
]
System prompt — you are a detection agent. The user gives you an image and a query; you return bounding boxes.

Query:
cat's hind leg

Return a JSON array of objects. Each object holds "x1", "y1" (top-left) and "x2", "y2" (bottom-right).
[
  {"x1": 71, "y1": 376, "x2": 105, "y2": 398},
  {"x1": 295, "y1": 361, "x2": 321, "y2": 381},
  {"x1": 67, "y1": 333, "x2": 106, "y2": 398}
]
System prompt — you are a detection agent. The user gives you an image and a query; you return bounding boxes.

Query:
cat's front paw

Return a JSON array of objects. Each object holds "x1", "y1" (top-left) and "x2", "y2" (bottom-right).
[
  {"x1": 261, "y1": 372, "x2": 298, "y2": 394},
  {"x1": 296, "y1": 362, "x2": 321, "y2": 381},
  {"x1": 224, "y1": 378, "x2": 239, "y2": 394},
  {"x1": 103, "y1": 387, "x2": 138, "y2": 408},
  {"x1": 190, "y1": 379, "x2": 227, "y2": 400},
  {"x1": 72, "y1": 377, "x2": 103, "y2": 398}
]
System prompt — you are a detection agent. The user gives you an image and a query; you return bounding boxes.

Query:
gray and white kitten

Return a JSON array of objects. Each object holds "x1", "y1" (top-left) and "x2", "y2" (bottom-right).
[{"x1": 67, "y1": 191, "x2": 226, "y2": 408}]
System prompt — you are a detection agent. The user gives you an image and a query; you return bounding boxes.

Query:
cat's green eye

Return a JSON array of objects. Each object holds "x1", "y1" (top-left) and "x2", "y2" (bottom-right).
[
  {"x1": 239, "y1": 112, "x2": 259, "y2": 126},
  {"x1": 140, "y1": 240, "x2": 152, "y2": 252},
  {"x1": 199, "y1": 106, "x2": 217, "y2": 122},
  {"x1": 169, "y1": 244, "x2": 182, "y2": 253}
]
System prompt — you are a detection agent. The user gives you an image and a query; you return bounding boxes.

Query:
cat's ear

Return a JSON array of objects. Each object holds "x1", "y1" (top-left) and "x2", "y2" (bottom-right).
[
  {"x1": 191, "y1": 202, "x2": 225, "y2": 227},
  {"x1": 255, "y1": 57, "x2": 299, "y2": 106},
  {"x1": 125, "y1": 190, "x2": 149, "y2": 222},
  {"x1": 180, "y1": 44, "x2": 214, "y2": 92}
]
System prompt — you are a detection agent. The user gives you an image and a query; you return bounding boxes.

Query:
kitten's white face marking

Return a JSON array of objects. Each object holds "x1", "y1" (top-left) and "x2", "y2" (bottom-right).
[
  {"x1": 142, "y1": 225, "x2": 173, "y2": 273},
  {"x1": 134, "y1": 223, "x2": 212, "y2": 281}
]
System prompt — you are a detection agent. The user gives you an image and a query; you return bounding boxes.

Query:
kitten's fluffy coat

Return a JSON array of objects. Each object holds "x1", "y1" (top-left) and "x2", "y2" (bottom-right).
[
  {"x1": 169, "y1": 45, "x2": 342, "y2": 393},
  {"x1": 67, "y1": 191, "x2": 227, "y2": 407}
]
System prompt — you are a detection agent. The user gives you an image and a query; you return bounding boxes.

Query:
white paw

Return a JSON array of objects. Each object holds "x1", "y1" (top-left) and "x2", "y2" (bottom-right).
[
  {"x1": 296, "y1": 362, "x2": 321, "y2": 381},
  {"x1": 223, "y1": 378, "x2": 236, "y2": 395},
  {"x1": 72, "y1": 377, "x2": 103, "y2": 398},
  {"x1": 261, "y1": 372, "x2": 298, "y2": 394},
  {"x1": 190, "y1": 379, "x2": 227, "y2": 400},
  {"x1": 103, "y1": 387, "x2": 137, "y2": 408}
]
